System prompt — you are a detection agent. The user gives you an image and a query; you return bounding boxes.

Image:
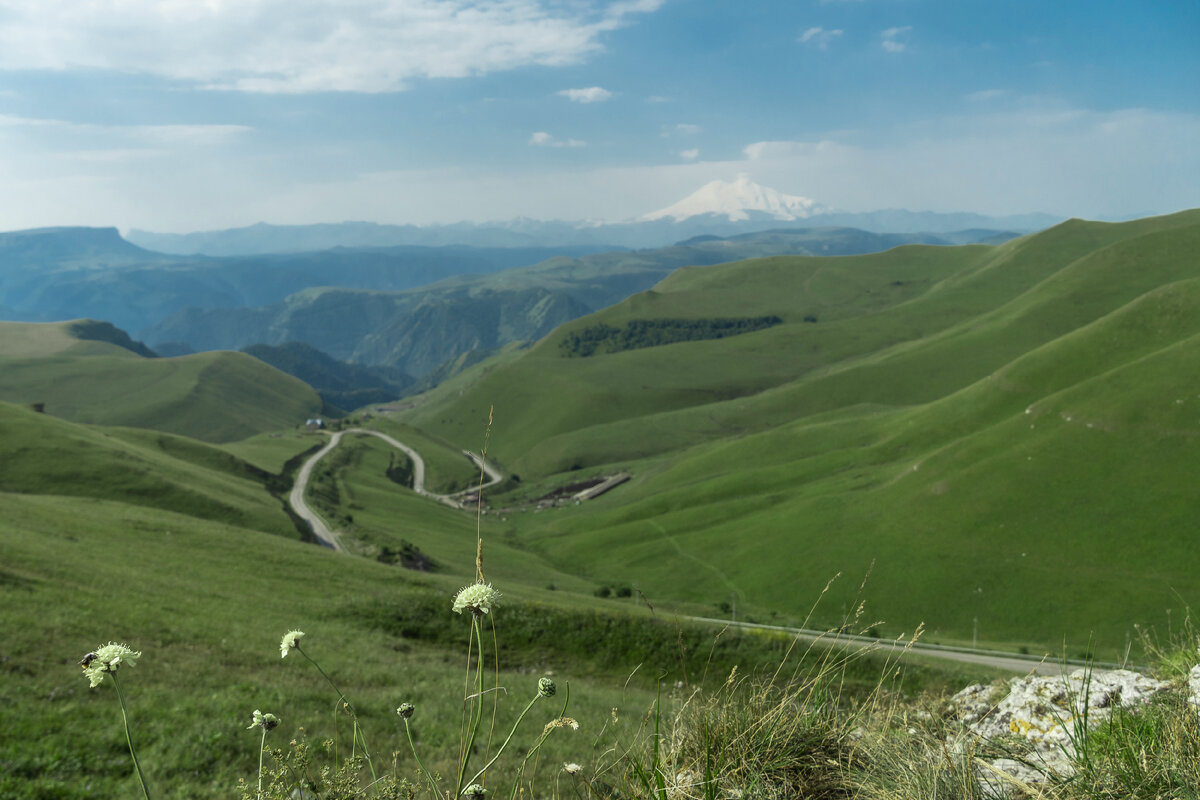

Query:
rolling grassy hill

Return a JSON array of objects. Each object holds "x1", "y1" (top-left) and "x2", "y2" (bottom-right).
[
  {"x1": 0, "y1": 320, "x2": 323, "y2": 442},
  {"x1": 0, "y1": 405, "x2": 992, "y2": 799},
  {"x1": 0, "y1": 400, "x2": 307, "y2": 538},
  {"x1": 140, "y1": 227, "x2": 1013, "y2": 380},
  {"x1": 389, "y1": 210, "x2": 1200, "y2": 656}
]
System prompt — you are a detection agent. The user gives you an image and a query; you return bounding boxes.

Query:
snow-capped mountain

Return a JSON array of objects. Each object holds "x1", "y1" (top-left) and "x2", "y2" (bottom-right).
[{"x1": 638, "y1": 176, "x2": 827, "y2": 222}]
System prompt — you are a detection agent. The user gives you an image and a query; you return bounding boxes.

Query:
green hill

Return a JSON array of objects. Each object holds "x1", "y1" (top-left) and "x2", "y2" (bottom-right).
[
  {"x1": 141, "y1": 227, "x2": 1010, "y2": 380},
  {"x1": 391, "y1": 210, "x2": 1200, "y2": 654},
  {"x1": 0, "y1": 400, "x2": 307, "y2": 537},
  {"x1": 0, "y1": 320, "x2": 323, "y2": 442},
  {"x1": 241, "y1": 341, "x2": 413, "y2": 414}
]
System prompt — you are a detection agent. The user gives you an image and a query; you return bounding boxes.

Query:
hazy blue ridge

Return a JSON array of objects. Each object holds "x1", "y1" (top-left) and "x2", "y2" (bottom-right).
[
  {"x1": 139, "y1": 227, "x2": 1015, "y2": 378},
  {"x1": 124, "y1": 211, "x2": 1050, "y2": 254}
]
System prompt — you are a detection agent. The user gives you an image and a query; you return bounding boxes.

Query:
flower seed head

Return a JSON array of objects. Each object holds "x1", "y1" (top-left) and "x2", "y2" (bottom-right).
[
  {"x1": 81, "y1": 642, "x2": 140, "y2": 688},
  {"x1": 538, "y1": 677, "x2": 556, "y2": 698},
  {"x1": 280, "y1": 630, "x2": 305, "y2": 658},
  {"x1": 563, "y1": 762, "x2": 583, "y2": 775},
  {"x1": 452, "y1": 583, "x2": 500, "y2": 617},
  {"x1": 396, "y1": 702, "x2": 415, "y2": 719},
  {"x1": 462, "y1": 784, "x2": 488, "y2": 798}
]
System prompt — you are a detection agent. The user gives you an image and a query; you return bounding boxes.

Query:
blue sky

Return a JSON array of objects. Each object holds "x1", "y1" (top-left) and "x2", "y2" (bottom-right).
[{"x1": 0, "y1": 0, "x2": 1196, "y2": 232}]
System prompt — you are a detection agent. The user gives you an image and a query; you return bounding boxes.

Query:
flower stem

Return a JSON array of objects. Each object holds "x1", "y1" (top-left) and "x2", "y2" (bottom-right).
[
  {"x1": 299, "y1": 647, "x2": 377, "y2": 781},
  {"x1": 257, "y1": 728, "x2": 267, "y2": 800},
  {"x1": 467, "y1": 693, "x2": 540, "y2": 787},
  {"x1": 111, "y1": 672, "x2": 152, "y2": 800},
  {"x1": 508, "y1": 683, "x2": 570, "y2": 800},
  {"x1": 455, "y1": 617, "x2": 486, "y2": 797},
  {"x1": 402, "y1": 718, "x2": 442, "y2": 799}
]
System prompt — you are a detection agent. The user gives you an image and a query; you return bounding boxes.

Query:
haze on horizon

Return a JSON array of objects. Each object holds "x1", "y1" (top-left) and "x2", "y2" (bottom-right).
[{"x1": 0, "y1": 0, "x2": 1196, "y2": 234}]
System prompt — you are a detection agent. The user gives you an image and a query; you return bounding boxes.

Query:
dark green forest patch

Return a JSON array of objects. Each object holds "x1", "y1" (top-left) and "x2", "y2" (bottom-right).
[{"x1": 559, "y1": 315, "x2": 784, "y2": 357}]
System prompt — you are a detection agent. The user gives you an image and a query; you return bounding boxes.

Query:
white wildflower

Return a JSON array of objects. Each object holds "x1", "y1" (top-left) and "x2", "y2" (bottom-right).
[
  {"x1": 80, "y1": 642, "x2": 141, "y2": 688},
  {"x1": 247, "y1": 709, "x2": 280, "y2": 731},
  {"x1": 280, "y1": 630, "x2": 305, "y2": 658},
  {"x1": 453, "y1": 583, "x2": 501, "y2": 616}
]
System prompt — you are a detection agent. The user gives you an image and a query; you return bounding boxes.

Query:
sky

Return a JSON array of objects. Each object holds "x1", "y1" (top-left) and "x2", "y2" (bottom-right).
[{"x1": 0, "y1": 0, "x2": 1197, "y2": 232}]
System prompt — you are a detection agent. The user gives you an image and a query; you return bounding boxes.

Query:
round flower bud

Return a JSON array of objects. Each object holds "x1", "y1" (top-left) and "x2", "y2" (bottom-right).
[
  {"x1": 396, "y1": 702, "x2": 415, "y2": 719},
  {"x1": 538, "y1": 677, "x2": 556, "y2": 698},
  {"x1": 462, "y1": 783, "x2": 488, "y2": 798}
]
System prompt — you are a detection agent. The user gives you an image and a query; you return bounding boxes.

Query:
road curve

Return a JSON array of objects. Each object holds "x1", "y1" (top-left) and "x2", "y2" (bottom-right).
[
  {"x1": 288, "y1": 428, "x2": 504, "y2": 550},
  {"x1": 289, "y1": 433, "x2": 1085, "y2": 676},
  {"x1": 289, "y1": 431, "x2": 349, "y2": 552}
]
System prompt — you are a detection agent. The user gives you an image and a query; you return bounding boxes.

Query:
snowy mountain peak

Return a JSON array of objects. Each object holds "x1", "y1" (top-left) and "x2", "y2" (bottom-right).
[{"x1": 638, "y1": 176, "x2": 826, "y2": 222}]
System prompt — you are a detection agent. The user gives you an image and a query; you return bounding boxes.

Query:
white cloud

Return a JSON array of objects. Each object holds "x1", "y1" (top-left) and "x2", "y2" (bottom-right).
[
  {"x1": 675, "y1": 123, "x2": 701, "y2": 135},
  {"x1": 646, "y1": 95, "x2": 671, "y2": 103},
  {"x1": 0, "y1": 1, "x2": 664, "y2": 94},
  {"x1": 881, "y1": 26, "x2": 912, "y2": 53},
  {"x1": 0, "y1": 114, "x2": 251, "y2": 145},
  {"x1": 529, "y1": 131, "x2": 586, "y2": 147},
  {"x1": 798, "y1": 27, "x2": 843, "y2": 49},
  {"x1": 742, "y1": 139, "x2": 847, "y2": 161},
  {"x1": 2, "y1": 103, "x2": 1196, "y2": 233},
  {"x1": 558, "y1": 86, "x2": 613, "y2": 103},
  {"x1": 966, "y1": 89, "x2": 1008, "y2": 102},
  {"x1": 738, "y1": 107, "x2": 1200, "y2": 218},
  {"x1": 679, "y1": 148, "x2": 699, "y2": 160}
]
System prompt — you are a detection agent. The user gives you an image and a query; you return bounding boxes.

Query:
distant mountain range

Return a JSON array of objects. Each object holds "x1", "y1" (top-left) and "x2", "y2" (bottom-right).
[
  {"x1": 0, "y1": 226, "x2": 614, "y2": 334},
  {"x1": 126, "y1": 179, "x2": 1061, "y2": 255},
  {"x1": 139, "y1": 226, "x2": 1020, "y2": 384},
  {"x1": 0, "y1": 202, "x2": 1037, "y2": 412}
]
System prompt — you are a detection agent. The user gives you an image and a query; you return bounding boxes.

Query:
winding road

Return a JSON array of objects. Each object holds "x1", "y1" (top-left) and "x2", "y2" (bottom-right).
[
  {"x1": 288, "y1": 427, "x2": 502, "y2": 553},
  {"x1": 287, "y1": 430, "x2": 1125, "y2": 676}
]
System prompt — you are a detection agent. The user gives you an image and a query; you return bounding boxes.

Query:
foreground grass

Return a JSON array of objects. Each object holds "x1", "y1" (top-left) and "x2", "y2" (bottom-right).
[{"x1": 2, "y1": 488, "x2": 1002, "y2": 800}]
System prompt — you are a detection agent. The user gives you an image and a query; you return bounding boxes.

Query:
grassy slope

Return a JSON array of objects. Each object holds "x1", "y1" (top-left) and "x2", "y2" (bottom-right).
[
  {"x1": 0, "y1": 401, "x2": 300, "y2": 538},
  {"x1": 0, "y1": 321, "x2": 323, "y2": 442},
  {"x1": 0, "y1": 483, "x2": 990, "y2": 799},
  {"x1": 392, "y1": 210, "x2": 1200, "y2": 656}
]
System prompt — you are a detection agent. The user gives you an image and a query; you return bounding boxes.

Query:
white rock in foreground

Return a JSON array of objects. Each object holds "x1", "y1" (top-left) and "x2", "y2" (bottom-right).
[{"x1": 951, "y1": 668, "x2": 1170, "y2": 790}]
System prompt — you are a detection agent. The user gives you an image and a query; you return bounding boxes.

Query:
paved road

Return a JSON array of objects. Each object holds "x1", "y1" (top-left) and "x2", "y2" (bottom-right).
[
  {"x1": 289, "y1": 432, "x2": 1116, "y2": 676},
  {"x1": 685, "y1": 616, "x2": 1134, "y2": 676},
  {"x1": 288, "y1": 428, "x2": 503, "y2": 550},
  {"x1": 289, "y1": 432, "x2": 349, "y2": 552}
]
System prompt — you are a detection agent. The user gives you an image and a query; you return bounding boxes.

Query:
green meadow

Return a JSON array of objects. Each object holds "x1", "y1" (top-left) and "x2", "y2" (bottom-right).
[
  {"x1": 0, "y1": 320, "x2": 321, "y2": 442},
  {"x1": 6, "y1": 211, "x2": 1200, "y2": 796},
  {"x1": 392, "y1": 211, "x2": 1200, "y2": 658},
  {"x1": 0, "y1": 437, "x2": 989, "y2": 799}
]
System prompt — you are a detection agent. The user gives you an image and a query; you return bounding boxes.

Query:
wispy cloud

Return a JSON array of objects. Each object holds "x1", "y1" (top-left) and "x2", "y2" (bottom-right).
[
  {"x1": 558, "y1": 86, "x2": 613, "y2": 103},
  {"x1": 679, "y1": 148, "x2": 699, "y2": 160},
  {"x1": 742, "y1": 139, "x2": 847, "y2": 161},
  {"x1": 0, "y1": 114, "x2": 251, "y2": 145},
  {"x1": 0, "y1": 1, "x2": 665, "y2": 94},
  {"x1": 798, "y1": 27, "x2": 843, "y2": 50},
  {"x1": 739, "y1": 107, "x2": 1200, "y2": 217},
  {"x1": 529, "y1": 131, "x2": 586, "y2": 148},
  {"x1": 881, "y1": 26, "x2": 912, "y2": 53},
  {"x1": 667, "y1": 121, "x2": 700, "y2": 135},
  {"x1": 966, "y1": 89, "x2": 1008, "y2": 102}
]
